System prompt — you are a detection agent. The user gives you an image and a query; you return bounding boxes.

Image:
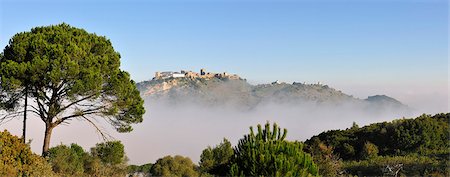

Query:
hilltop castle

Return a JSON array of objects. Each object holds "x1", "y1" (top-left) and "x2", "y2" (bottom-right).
[{"x1": 153, "y1": 68, "x2": 241, "y2": 80}]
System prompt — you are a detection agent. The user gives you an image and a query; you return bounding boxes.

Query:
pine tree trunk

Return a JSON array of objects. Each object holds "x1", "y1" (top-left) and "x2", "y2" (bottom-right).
[
  {"x1": 22, "y1": 87, "x2": 27, "y2": 144},
  {"x1": 42, "y1": 124, "x2": 54, "y2": 157}
]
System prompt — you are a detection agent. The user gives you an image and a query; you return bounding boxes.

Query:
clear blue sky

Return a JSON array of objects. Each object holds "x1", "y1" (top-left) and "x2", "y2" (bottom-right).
[{"x1": 0, "y1": 0, "x2": 448, "y2": 109}]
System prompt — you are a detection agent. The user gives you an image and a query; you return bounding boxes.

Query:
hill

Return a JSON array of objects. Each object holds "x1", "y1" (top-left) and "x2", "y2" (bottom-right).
[{"x1": 136, "y1": 73, "x2": 409, "y2": 112}]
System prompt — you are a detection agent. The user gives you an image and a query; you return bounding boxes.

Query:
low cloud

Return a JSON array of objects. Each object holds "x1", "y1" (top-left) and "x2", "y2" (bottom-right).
[{"x1": 0, "y1": 93, "x2": 442, "y2": 165}]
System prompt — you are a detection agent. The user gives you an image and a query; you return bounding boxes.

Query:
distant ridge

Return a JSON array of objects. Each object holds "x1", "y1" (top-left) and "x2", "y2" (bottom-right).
[
  {"x1": 136, "y1": 69, "x2": 410, "y2": 112},
  {"x1": 365, "y1": 95, "x2": 404, "y2": 105}
]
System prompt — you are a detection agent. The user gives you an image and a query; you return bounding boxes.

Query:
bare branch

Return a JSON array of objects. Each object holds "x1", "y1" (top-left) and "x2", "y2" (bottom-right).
[
  {"x1": 35, "y1": 97, "x2": 48, "y2": 119},
  {"x1": 26, "y1": 109, "x2": 41, "y2": 117},
  {"x1": 29, "y1": 104, "x2": 40, "y2": 113},
  {"x1": 37, "y1": 88, "x2": 51, "y2": 102},
  {"x1": 59, "y1": 93, "x2": 100, "y2": 113},
  {"x1": 79, "y1": 115, "x2": 113, "y2": 141},
  {"x1": 56, "y1": 79, "x2": 67, "y2": 94},
  {"x1": 0, "y1": 111, "x2": 23, "y2": 125},
  {"x1": 54, "y1": 106, "x2": 105, "y2": 126}
]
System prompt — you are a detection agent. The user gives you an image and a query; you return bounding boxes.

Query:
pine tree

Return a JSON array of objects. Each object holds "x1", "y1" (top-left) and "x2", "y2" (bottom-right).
[
  {"x1": 0, "y1": 23, "x2": 145, "y2": 156},
  {"x1": 229, "y1": 122, "x2": 318, "y2": 176}
]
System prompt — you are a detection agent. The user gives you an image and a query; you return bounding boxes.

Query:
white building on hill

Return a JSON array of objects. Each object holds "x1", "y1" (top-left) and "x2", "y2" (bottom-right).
[{"x1": 155, "y1": 71, "x2": 185, "y2": 79}]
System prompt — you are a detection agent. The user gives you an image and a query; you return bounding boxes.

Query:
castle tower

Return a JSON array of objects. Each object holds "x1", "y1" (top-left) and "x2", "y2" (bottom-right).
[
  {"x1": 155, "y1": 72, "x2": 161, "y2": 78},
  {"x1": 200, "y1": 68, "x2": 206, "y2": 76}
]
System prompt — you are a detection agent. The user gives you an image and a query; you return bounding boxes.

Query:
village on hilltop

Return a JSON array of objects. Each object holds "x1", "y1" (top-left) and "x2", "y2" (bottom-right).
[
  {"x1": 153, "y1": 68, "x2": 241, "y2": 80},
  {"x1": 152, "y1": 69, "x2": 327, "y2": 87}
]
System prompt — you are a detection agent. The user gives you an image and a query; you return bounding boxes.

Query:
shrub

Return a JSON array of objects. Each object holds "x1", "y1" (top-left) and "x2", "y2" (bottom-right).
[{"x1": 0, "y1": 130, "x2": 54, "y2": 176}]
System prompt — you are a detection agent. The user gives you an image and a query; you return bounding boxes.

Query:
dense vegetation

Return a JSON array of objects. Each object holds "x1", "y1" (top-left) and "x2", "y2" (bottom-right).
[
  {"x1": 0, "y1": 130, "x2": 54, "y2": 176},
  {"x1": 150, "y1": 155, "x2": 199, "y2": 177},
  {"x1": 127, "y1": 163, "x2": 153, "y2": 176},
  {"x1": 199, "y1": 138, "x2": 234, "y2": 175},
  {"x1": 48, "y1": 141, "x2": 128, "y2": 176},
  {"x1": 305, "y1": 113, "x2": 449, "y2": 176}
]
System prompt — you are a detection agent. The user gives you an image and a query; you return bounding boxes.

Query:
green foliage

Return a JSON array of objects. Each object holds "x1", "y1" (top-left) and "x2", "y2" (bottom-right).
[
  {"x1": 150, "y1": 155, "x2": 199, "y2": 177},
  {"x1": 91, "y1": 141, "x2": 126, "y2": 166},
  {"x1": 128, "y1": 163, "x2": 153, "y2": 176},
  {"x1": 0, "y1": 50, "x2": 22, "y2": 114},
  {"x1": 0, "y1": 23, "x2": 145, "y2": 155},
  {"x1": 48, "y1": 143, "x2": 87, "y2": 175},
  {"x1": 344, "y1": 155, "x2": 449, "y2": 176},
  {"x1": 360, "y1": 141, "x2": 379, "y2": 160},
  {"x1": 305, "y1": 138, "x2": 343, "y2": 176},
  {"x1": 199, "y1": 138, "x2": 234, "y2": 175},
  {"x1": 229, "y1": 122, "x2": 318, "y2": 176},
  {"x1": 48, "y1": 141, "x2": 128, "y2": 177},
  {"x1": 88, "y1": 141, "x2": 128, "y2": 176},
  {"x1": 306, "y1": 113, "x2": 450, "y2": 160},
  {"x1": 0, "y1": 130, "x2": 54, "y2": 176},
  {"x1": 83, "y1": 155, "x2": 128, "y2": 177},
  {"x1": 305, "y1": 113, "x2": 450, "y2": 176},
  {"x1": 139, "y1": 163, "x2": 153, "y2": 173},
  {"x1": 342, "y1": 143, "x2": 356, "y2": 158}
]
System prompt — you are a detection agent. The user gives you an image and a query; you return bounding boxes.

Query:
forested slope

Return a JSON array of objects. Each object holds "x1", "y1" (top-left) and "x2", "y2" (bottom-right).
[{"x1": 305, "y1": 113, "x2": 449, "y2": 176}]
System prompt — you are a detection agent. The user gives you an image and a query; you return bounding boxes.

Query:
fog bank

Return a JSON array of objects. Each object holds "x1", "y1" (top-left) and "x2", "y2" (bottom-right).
[{"x1": 0, "y1": 95, "x2": 444, "y2": 165}]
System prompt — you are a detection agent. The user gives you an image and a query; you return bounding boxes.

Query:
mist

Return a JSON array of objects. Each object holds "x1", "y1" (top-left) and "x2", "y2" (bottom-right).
[{"x1": 0, "y1": 91, "x2": 445, "y2": 165}]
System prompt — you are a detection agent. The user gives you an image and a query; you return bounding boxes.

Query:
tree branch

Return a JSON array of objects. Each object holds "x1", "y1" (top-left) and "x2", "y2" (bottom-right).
[
  {"x1": 0, "y1": 111, "x2": 23, "y2": 125},
  {"x1": 35, "y1": 98, "x2": 47, "y2": 116},
  {"x1": 79, "y1": 115, "x2": 113, "y2": 141},
  {"x1": 26, "y1": 109, "x2": 41, "y2": 117},
  {"x1": 58, "y1": 93, "x2": 101, "y2": 113},
  {"x1": 37, "y1": 88, "x2": 51, "y2": 102},
  {"x1": 56, "y1": 79, "x2": 67, "y2": 94},
  {"x1": 29, "y1": 104, "x2": 40, "y2": 113},
  {"x1": 54, "y1": 106, "x2": 105, "y2": 126}
]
